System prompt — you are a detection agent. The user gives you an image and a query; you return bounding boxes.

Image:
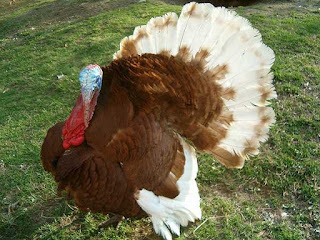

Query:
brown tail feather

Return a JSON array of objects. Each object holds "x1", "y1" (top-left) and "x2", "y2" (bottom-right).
[{"x1": 112, "y1": 3, "x2": 276, "y2": 168}]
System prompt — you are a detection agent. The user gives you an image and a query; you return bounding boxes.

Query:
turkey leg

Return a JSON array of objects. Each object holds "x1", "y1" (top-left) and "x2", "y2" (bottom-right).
[{"x1": 98, "y1": 215, "x2": 124, "y2": 229}]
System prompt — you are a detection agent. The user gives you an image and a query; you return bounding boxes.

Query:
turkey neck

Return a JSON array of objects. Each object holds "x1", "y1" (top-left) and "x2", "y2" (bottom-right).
[{"x1": 84, "y1": 67, "x2": 135, "y2": 153}]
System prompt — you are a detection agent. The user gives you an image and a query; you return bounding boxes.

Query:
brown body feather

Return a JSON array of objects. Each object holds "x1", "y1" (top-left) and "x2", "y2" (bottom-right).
[
  {"x1": 41, "y1": 53, "x2": 227, "y2": 217},
  {"x1": 41, "y1": 52, "x2": 271, "y2": 216}
]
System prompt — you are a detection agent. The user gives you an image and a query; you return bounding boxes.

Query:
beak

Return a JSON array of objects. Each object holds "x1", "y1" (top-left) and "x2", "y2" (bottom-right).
[{"x1": 81, "y1": 86, "x2": 95, "y2": 127}]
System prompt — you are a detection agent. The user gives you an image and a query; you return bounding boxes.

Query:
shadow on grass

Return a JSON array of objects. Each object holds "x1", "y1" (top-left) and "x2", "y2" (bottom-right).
[
  {"x1": 0, "y1": 197, "x2": 75, "y2": 239},
  {"x1": 160, "y1": 0, "x2": 291, "y2": 7},
  {"x1": 0, "y1": 0, "x2": 138, "y2": 38},
  {"x1": 0, "y1": 195, "x2": 160, "y2": 240},
  {"x1": 161, "y1": 0, "x2": 257, "y2": 6}
]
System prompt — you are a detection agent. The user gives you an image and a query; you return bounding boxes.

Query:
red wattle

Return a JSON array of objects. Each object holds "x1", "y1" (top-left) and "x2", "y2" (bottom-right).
[
  {"x1": 63, "y1": 141, "x2": 71, "y2": 150},
  {"x1": 62, "y1": 92, "x2": 99, "y2": 150},
  {"x1": 62, "y1": 95, "x2": 86, "y2": 150}
]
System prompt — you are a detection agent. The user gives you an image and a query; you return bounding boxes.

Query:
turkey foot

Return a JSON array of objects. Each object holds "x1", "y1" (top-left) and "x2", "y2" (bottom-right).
[{"x1": 99, "y1": 215, "x2": 124, "y2": 229}]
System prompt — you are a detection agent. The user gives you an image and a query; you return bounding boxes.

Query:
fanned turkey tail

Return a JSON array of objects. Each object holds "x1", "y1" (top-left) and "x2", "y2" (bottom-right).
[{"x1": 113, "y1": 2, "x2": 276, "y2": 168}]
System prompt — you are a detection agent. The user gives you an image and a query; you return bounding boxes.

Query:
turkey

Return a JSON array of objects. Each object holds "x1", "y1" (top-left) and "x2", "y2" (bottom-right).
[{"x1": 41, "y1": 2, "x2": 276, "y2": 240}]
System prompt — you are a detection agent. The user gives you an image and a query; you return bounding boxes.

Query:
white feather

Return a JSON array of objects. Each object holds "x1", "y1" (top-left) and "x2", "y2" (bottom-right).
[
  {"x1": 114, "y1": 2, "x2": 277, "y2": 167},
  {"x1": 163, "y1": 13, "x2": 179, "y2": 54},
  {"x1": 135, "y1": 137, "x2": 201, "y2": 240}
]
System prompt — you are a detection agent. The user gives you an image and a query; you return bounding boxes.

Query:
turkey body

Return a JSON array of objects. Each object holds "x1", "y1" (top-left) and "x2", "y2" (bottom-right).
[
  {"x1": 42, "y1": 54, "x2": 207, "y2": 217},
  {"x1": 41, "y1": 3, "x2": 276, "y2": 239}
]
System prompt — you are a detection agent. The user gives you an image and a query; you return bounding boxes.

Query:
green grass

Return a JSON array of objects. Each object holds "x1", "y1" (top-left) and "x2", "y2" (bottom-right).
[{"x1": 0, "y1": 0, "x2": 319, "y2": 239}]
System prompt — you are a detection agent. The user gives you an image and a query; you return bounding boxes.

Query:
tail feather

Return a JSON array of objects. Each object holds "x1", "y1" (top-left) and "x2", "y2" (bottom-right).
[{"x1": 114, "y1": 2, "x2": 276, "y2": 168}]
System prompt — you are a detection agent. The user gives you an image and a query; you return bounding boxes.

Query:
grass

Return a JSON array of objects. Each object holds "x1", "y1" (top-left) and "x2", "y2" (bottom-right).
[{"x1": 0, "y1": 0, "x2": 319, "y2": 239}]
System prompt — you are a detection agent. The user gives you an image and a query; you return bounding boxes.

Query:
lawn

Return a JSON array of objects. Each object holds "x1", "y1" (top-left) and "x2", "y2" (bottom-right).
[{"x1": 0, "y1": 0, "x2": 319, "y2": 239}]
